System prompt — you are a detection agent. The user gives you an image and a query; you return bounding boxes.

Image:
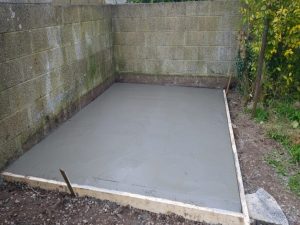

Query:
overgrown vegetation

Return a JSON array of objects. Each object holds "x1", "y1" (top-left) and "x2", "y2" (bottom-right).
[
  {"x1": 252, "y1": 102, "x2": 300, "y2": 195},
  {"x1": 238, "y1": 0, "x2": 300, "y2": 195},
  {"x1": 237, "y1": 0, "x2": 300, "y2": 102}
]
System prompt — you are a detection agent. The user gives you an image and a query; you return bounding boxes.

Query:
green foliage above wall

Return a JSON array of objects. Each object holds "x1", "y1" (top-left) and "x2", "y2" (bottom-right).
[{"x1": 238, "y1": 0, "x2": 300, "y2": 101}]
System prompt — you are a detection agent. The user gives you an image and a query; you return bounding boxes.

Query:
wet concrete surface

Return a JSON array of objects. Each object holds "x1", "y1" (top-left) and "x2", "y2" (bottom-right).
[{"x1": 5, "y1": 83, "x2": 241, "y2": 212}]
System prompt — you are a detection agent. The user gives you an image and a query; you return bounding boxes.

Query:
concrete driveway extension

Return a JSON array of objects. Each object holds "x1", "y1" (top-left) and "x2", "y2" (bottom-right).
[{"x1": 5, "y1": 83, "x2": 241, "y2": 212}]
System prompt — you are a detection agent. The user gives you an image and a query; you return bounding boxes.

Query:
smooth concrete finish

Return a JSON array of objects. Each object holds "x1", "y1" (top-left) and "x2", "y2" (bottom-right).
[{"x1": 5, "y1": 83, "x2": 241, "y2": 212}]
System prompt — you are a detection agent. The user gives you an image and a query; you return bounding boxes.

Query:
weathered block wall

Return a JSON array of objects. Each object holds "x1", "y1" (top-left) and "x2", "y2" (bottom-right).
[
  {"x1": 112, "y1": 1, "x2": 240, "y2": 85},
  {"x1": 0, "y1": 2, "x2": 113, "y2": 168},
  {"x1": 0, "y1": 0, "x2": 241, "y2": 169}
]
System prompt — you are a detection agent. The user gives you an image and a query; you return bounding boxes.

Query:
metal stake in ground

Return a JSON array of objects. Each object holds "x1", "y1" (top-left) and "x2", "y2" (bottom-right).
[{"x1": 59, "y1": 169, "x2": 76, "y2": 197}]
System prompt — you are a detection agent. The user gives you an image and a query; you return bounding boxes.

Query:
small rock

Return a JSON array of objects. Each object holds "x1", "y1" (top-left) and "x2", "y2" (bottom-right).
[
  {"x1": 291, "y1": 121, "x2": 299, "y2": 129},
  {"x1": 246, "y1": 102, "x2": 254, "y2": 110},
  {"x1": 246, "y1": 188, "x2": 289, "y2": 225},
  {"x1": 293, "y1": 101, "x2": 300, "y2": 109},
  {"x1": 82, "y1": 219, "x2": 88, "y2": 224}
]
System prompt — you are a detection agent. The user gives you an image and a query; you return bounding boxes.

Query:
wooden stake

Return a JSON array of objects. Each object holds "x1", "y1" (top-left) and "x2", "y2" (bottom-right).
[
  {"x1": 59, "y1": 169, "x2": 76, "y2": 197},
  {"x1": 252, "y1": 17, "x2": 269, "y2": 117},
  {"x1": 226, "y1": 74, "x2": 232, "y2": 95}
]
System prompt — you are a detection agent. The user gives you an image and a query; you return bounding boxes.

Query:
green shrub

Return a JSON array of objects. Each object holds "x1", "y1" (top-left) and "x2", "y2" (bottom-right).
[{"x1": 239, "y1": 0, "x2": 300, "y2": 101}]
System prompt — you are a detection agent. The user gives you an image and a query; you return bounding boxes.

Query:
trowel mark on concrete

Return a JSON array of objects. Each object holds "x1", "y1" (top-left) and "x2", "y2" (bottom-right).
[{"x1": 5, "y1": 83, "x2": 242, "y2": 213}]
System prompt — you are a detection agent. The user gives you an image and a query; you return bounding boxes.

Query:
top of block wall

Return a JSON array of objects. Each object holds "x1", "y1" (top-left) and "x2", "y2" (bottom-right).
[
  {"x1": 106, "y1": 0, "x2": 126, "y2": 4},
  {"x1": 112, "y1": 0, "x2": 240, "y2": 18},
  {"x1": 0, "y1": 0, "x2": 105, "y2": 5}
]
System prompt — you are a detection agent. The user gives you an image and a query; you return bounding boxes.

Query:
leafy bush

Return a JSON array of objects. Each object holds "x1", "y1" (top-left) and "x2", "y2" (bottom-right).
[{"x1": 238, "y1": 0, "x2": 300, "y2": 101}]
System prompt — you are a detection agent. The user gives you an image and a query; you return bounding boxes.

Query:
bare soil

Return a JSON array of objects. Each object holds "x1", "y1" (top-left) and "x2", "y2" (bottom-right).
[
  {"x1": 0, "y1": 182, "x2": 210, "y2": 225},
  {"x1": 228, "y1": 92, "x2": 300, "y2": 225},
  {"x1": 0, "y1": 91, "x2": 299, "y2": 225}
]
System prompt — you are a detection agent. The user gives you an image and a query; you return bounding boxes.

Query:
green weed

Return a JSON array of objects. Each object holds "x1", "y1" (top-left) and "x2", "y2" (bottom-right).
[
  {"x1": 265, "y1": 153, "x2": 288, "y2": 176},
  {"x1": 288, "y1": 173, "x2": 300, "y2": 196},
  {"x1": 254, "y1": 107, "x2": 269, "y2": 122},
  {"x1": 274, "y1": 102, "x2": 300, "y2": 122},
  {"x1": 268, "y1": 130, "x2": 289, "y2": 146},
  {"x1": 268, "y1": 130, "x2": 300, "y2": 163},
  {"x1": 290, "y1": 145, "x2": 300, "y2": 164}
]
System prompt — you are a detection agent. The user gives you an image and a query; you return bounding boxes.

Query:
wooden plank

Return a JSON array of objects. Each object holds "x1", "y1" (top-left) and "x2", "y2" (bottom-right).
[
  {"x1": 2, "y1": 172, "x2": 246, "y2": 225},
  {"x1": 223, "y1": 90, "x2": 250, "y2": 225},
  {"x1": 59, "y1": 169, "x2": 76, "y2": 197}
]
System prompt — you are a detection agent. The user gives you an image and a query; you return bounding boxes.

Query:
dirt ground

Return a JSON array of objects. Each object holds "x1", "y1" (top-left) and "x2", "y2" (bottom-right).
[
  {"x1": 0, "y1": 91, "x2": 299, "y2": 225},
  {"x1": 0, "y1": 182, "x2": 210, "y2": 225},
  {"x1": 228, "y1": 92, "x2": 300, "y2": 225}
]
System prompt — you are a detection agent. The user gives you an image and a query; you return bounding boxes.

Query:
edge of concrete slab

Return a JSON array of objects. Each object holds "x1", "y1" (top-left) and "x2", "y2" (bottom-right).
[
  {"x1": 223, "y1": 90, "x2": 250, "y2": 225},
  {"x1": 0, "y1": 89, "x2": 250, "y2": 225},
  {"x1": 2, "y1": 171, "x2": 247, "y2": 225}
]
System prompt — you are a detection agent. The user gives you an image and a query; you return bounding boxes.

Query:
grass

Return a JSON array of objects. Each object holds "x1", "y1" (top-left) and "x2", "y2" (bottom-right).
[
  {"x1": 290, "y1": 145, "x2": 300, "y2": 164},
  {"x1": 267, "y1": 130, "x2": 300, "y2": 163},
  {"x1": 288, "y1": 173, "x2": 300, "y2": 196},
  {"x1": 251, "y1": 100, "x2": 300, "y2": 195},
  {"x1": 254, "y1": 107, "x2": 269, "y2": 123},
  {"x1": 267, "y1": 130, "x2": 290, "y2": 147},
  {"x1": 265, "y1": 151, "x2": 288, "y2": 176},
  {"x1": 266, "y1": 129, "x2": 300, "y2": 195},
  {"x1": 274, "y1": 102, "x2": 300, "y2": 122}
]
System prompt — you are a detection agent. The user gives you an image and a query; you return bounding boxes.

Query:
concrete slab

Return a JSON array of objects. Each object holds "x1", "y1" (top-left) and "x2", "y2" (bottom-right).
[{"x1": 5, "y1": 83, "x2": 241, "y2": 213}]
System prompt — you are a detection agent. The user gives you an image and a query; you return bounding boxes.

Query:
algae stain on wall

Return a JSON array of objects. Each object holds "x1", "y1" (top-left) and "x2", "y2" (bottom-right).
[{"x1": 0, "y1": 3, "x2": 113, "y2": 169}]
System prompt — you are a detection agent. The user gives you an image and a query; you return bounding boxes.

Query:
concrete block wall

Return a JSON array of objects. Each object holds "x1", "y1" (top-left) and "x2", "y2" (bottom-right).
[
  {"x1": 0, "y1": 0, "x2": 241, "y2": 169},
  {"x1": 112, "y1": 1, "x2": 240, "y2": 79},
  {"x1": 0, "y1": 2, "x2": 113, "y2": 168}
]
